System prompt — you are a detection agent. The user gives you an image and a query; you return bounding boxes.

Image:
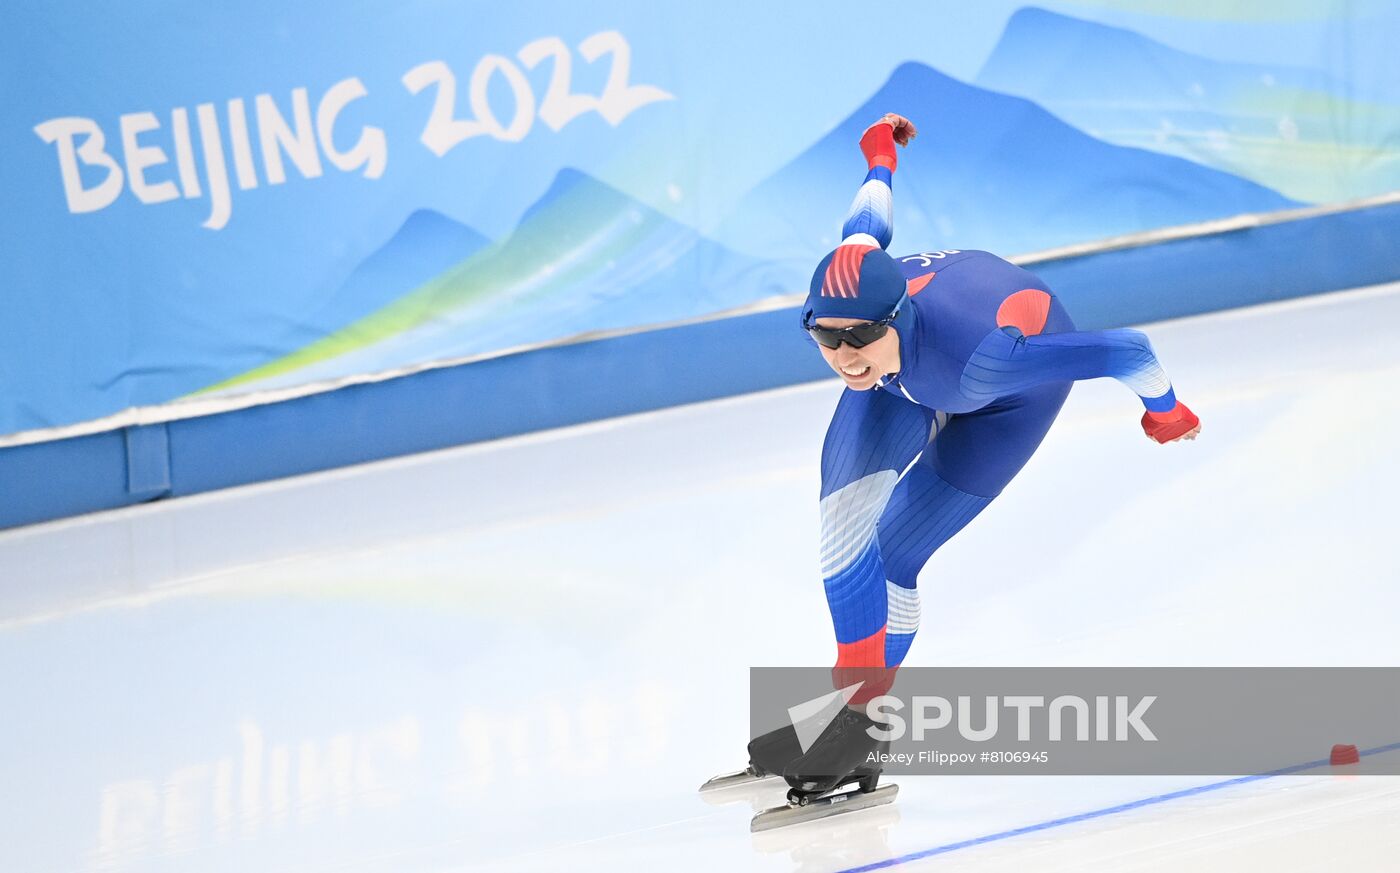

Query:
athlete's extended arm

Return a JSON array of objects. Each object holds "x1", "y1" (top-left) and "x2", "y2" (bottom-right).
[
  {"x1": 838, "y1": 114, "x2": 917, "y2": 249},
  {"x1": 960, "y1": 326, "x2": 1202, "y2": 443}
]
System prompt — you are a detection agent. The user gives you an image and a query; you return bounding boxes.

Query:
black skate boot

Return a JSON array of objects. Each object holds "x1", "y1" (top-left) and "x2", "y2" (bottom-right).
[
  {"x1": 781, "y1": 705, "x2": 889, "y2": 798},
  {"x1": 750, "y1": 706, "x2": 899, "y2": 831},
  {"x1": 747, "y1": 721, "x2": 804, "y2": 777}
]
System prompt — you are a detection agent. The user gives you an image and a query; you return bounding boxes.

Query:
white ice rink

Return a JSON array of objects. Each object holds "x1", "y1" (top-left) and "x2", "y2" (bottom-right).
[{"x1": 3, "y1": 283, "x2": 1400, "y2": 872}]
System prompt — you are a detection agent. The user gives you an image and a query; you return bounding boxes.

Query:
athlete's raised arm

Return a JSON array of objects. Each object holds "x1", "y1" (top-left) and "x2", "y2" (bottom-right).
[{"x1": 838, "y1": 113, "x2": 916, "y2": 250}]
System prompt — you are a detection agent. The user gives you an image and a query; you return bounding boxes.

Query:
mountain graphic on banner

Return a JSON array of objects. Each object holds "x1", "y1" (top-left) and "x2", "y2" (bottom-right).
[
  {"x1": 316, "y1": 209, "x2": 492, "y2": 334},
  {"x1": 716, "y1": 60, "x2": 1298, "y2": 266},
  {"x1": 975, "y1": 6, "x2": 1400, "y2": 204},
  {"x1": 200, "y1": 169, "x2": 787, "y2": 396}
]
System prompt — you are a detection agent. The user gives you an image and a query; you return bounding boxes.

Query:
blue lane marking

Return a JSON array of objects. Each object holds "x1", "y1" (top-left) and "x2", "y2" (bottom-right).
[{"x1": 838, "y1": 741, "x2": 1400, "y2": 873}]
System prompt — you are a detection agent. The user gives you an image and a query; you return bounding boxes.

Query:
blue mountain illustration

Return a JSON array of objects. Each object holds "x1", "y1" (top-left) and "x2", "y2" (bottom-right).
[
  {"x1": 975, "y1": 7, "x2": 1400, "y2": 203},
  {"x1": 717, "y1": 61, "x2": 1299, "y2": 266},
  {"x1": 979, "y1": 7, "x2": 1352, "y2": 103},
  {"x1": 450, "y1": 167, "x2": 793, "y2": 349},
  {"x1": 323, "y1": 208, "x2": 492, "y2": 330},
  {"x1": 217, "y1": 168, "x2": 790, "y2": 393}
]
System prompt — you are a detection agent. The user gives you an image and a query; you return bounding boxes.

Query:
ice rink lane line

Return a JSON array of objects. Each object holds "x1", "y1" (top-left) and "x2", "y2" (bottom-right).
[{"x1": 836, "y1": 740, "x2": 1400, "y2": 873}]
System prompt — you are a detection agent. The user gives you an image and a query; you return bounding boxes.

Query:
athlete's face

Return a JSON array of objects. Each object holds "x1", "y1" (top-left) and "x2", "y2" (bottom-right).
[{"x1": 813, "y1": 317, "x2": 902, "y2": 390}]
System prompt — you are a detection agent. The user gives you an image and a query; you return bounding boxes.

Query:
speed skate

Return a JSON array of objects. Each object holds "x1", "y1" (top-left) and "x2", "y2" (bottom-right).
[
  {"x1": 702, "y1": 707, "x2": 900, "y2": 830},
  {"x1": 701, "y1": 764, "x2": 900, "y2": 832}
]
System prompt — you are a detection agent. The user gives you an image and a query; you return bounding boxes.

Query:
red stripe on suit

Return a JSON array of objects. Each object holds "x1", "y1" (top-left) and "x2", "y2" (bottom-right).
[{"x1": 822, "y1": 245, "x2": 876, "y2": 298}]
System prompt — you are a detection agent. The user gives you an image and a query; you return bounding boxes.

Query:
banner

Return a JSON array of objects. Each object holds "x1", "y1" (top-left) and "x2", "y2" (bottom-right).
[{"x1": 4, "y1": 2, "x2": 1399, "y2": 440}]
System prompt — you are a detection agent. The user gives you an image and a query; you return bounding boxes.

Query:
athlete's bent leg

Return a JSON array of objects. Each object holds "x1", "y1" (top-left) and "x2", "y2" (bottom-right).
[
  {"x1": 873, "y1": 382, "x2": 1072, "y2": 669},
  {"x1": 819, "y1": 388, "x2": 935, "y2": 700}
]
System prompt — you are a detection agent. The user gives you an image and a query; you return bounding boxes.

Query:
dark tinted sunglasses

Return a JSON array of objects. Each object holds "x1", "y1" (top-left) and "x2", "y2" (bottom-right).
[{"x1": 804, "y1": 309, "x2": 899, "y2": 350}]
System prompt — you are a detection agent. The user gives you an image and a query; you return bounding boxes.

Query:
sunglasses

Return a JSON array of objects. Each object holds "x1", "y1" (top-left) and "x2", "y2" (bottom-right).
[{"x1": 804, "y1": 309, "x2": 900, "y2": 350}]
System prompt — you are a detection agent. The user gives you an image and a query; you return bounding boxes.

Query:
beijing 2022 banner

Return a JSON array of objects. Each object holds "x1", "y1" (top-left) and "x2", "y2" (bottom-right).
[{"x1": 3, "y1": 2, "x2": 1399, "y2": 442}]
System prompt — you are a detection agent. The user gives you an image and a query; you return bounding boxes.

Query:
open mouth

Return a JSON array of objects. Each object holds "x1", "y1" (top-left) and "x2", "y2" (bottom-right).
[{"x1": 841, "y1": 364, "x2": 872, "y2": 378}]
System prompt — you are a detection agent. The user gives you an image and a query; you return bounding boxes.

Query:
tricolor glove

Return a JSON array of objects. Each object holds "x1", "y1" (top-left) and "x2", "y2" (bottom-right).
[
  {"x1": 1141, "y1": 401, "x2": 1200, "y2": 444},
  {"x1": 859, "y1": 113, "x2": 917, "y2": 171}
]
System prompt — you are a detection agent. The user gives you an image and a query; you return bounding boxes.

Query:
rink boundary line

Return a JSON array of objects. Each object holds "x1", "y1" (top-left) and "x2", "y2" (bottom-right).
[{"x1": 836, "y1": 741, "x2": 1400, "y2": 873}]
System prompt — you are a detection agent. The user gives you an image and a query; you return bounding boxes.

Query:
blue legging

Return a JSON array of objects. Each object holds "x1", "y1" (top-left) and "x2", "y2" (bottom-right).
[{"x1": 820, "y1": 381, "x2": 1071, "y2": 686}]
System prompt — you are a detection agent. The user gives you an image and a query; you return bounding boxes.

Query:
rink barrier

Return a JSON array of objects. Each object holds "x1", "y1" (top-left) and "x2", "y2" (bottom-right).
[
  {"x1": 7, "y1": 187, "x2": 1400, "y2": 454},
  {"x1": 2, "y1": 196, "x2": 1399, "y2": 529}
]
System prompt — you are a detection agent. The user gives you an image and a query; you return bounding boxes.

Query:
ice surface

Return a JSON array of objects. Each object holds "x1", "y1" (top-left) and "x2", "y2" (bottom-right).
[{"x1": 2, "y1": 283, "x2": 1399, "y2": 872}]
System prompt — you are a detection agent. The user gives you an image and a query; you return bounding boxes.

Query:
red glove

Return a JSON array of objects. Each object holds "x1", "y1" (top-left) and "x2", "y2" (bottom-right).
[
  {"x1": 1141, "y1": 401, "x2": 1200, "y2": 444},
  {"x1": 859, "y1": 113, "x2": 917, "y2": 171}
]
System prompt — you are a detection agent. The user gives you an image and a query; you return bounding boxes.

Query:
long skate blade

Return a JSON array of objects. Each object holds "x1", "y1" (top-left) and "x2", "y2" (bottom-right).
[
  {"x1": 699, "y1": 768, "x2": 774, "y2": 793},
  {"x1": 750, "y1": 783, "x2": 898, "y2": 832}
]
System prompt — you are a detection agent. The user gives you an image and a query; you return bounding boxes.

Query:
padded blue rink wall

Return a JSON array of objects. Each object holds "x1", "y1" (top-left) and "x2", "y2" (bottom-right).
[{"x1": 2, "y1": 199, "x2": 1398, "y2": 530}]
